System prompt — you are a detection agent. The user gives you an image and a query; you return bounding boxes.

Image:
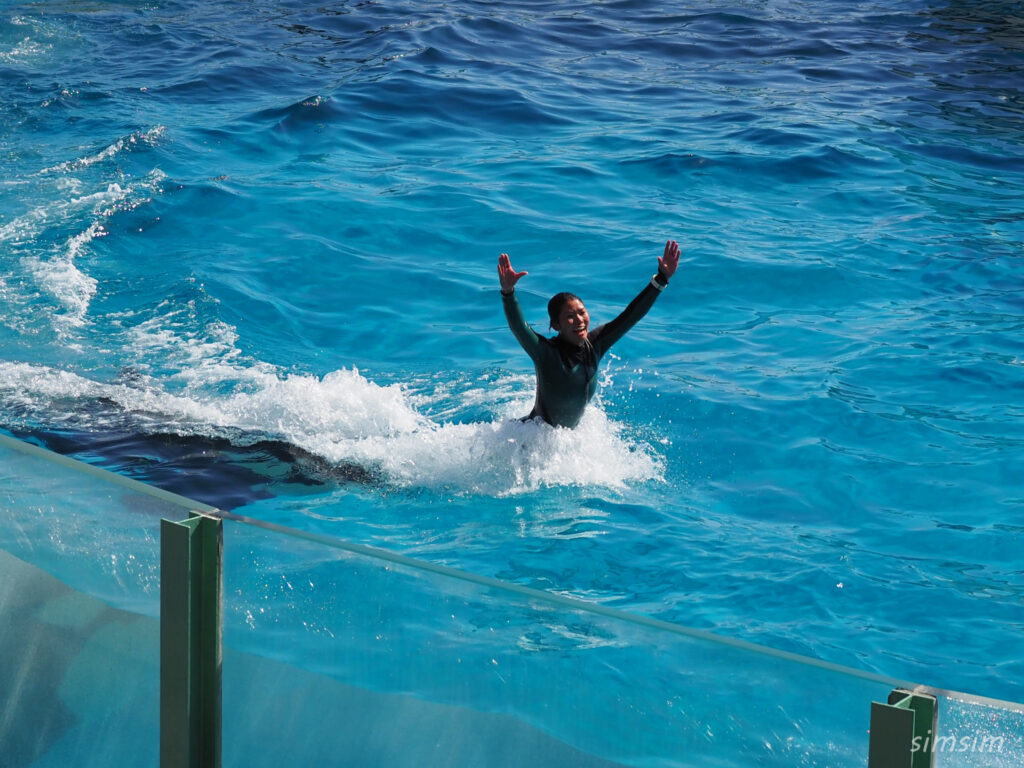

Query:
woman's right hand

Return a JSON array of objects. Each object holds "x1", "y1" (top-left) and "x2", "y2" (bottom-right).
[{"x1": 498, "y1": 252, "x2": 528, "y2": 294}]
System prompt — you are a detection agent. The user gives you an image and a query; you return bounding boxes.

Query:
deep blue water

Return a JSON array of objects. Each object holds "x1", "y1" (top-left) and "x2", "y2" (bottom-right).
[{"x1": 1, "y1": 0, "x2": 1022, "y2": 704}]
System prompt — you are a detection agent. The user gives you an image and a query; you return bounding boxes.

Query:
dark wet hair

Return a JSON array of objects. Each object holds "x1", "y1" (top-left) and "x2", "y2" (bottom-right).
[{"x1": 547, "y1": 292, "x2": 582, "y2": 328}]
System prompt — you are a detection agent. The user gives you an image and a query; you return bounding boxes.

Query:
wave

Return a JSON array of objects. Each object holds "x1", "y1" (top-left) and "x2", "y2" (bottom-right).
[
  {"x1": 13, "y1": 171, "x2": 164, "y2": 330},
  {"x1": 2, "y1": 126, "x2": 167, "y2": 333},
  {"x1": 39, "y1": 126, "x2": 167, "y2": 175},
  {"x1": 0, "y1": 360, "x2": 663, "y2": 501}
]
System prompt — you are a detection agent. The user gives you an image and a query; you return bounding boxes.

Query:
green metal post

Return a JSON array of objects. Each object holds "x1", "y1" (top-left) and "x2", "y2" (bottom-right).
[
  {"x1": 161, "y1": 513, "x2": 223, "y2": 768},
  {"x1": 869, "y1": 689, "x2": 937, "y2": 768}
]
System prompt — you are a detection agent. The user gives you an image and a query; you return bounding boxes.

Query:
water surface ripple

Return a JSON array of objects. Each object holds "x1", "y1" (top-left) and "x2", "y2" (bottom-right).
[{"x1": 1, "y1": 0, "x2": 1022, "y2": 703}]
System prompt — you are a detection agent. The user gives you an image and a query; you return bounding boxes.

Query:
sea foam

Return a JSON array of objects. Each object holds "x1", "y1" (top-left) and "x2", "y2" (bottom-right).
[{"x1": 0, "y1": 358, "x2": 662, "y2": 497}]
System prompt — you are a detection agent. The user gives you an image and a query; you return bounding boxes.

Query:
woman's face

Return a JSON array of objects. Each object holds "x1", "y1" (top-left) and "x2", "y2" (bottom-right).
[{"x1": 554, "y1": 298, "x2": 590, "y2": 346}]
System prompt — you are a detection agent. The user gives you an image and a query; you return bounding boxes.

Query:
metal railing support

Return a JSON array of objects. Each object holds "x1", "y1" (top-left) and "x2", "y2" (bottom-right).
[
  {"x1": 869, "y1": 688, "x2": 937, "y2": 768},
  {"x1": 161, "y1": 512, "x2": 223, "y2": 768}
]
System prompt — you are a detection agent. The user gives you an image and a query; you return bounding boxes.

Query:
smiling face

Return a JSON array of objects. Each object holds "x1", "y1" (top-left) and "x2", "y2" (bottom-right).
[{"x1": 553, "y1": 298, "x2": 590, "y2": 346}]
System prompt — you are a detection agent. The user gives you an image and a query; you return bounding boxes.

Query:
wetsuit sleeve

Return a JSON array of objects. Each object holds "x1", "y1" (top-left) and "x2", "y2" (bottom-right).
[
  {"x1": 502, "y1": 290, "x2": 543, "y2": 361},
  {"x1": 589, "y1": 281, "x2": 664, "y2": 356}
]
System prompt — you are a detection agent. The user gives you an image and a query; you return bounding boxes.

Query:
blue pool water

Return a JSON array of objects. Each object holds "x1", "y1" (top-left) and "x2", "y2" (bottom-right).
[{"x1": 1, "y1": 0, "x2": 1021, "y2": 706}]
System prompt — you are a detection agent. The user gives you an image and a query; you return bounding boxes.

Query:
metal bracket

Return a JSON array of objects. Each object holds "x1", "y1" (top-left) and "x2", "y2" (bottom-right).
[
  {"x1": 869, "y1": 688, "x2": 938, "y2": 768},
  {"x1": 161, "y1": 512, "x2": 222, "y2": 768}
]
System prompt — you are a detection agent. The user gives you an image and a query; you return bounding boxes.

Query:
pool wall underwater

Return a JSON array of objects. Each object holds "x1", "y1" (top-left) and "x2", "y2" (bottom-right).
[{"x1": 1, "y1": 432, "x2": 1021, "y2": 768}]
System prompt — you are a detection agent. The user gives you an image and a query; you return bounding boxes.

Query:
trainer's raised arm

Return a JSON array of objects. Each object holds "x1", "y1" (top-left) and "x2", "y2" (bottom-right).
[
  {"x1": 498, "y1": 252, "x2": 528, "y2": 294},
  {"x1": 658, "y1": 239, "x2": 681, "y2": 280}
]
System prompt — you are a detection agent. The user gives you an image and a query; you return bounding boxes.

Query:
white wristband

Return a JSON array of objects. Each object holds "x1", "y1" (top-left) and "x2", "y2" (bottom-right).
[{"x1": 649, "y1": 276, "x2": 666, "y2": 292}]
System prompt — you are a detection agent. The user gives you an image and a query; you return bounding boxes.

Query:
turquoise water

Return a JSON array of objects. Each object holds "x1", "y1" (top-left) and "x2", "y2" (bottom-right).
[{"x1": 1, "y1": 0, "x2": 1021, "y2": 706}]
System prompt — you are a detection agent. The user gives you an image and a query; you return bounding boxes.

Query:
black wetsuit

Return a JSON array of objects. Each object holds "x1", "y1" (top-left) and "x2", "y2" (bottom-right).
[{"x1": 502, "y1": 274, "x2": 668, "y2": 428}]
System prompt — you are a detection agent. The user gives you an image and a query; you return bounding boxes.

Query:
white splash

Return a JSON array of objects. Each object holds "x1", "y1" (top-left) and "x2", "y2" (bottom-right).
[
  {"x1": 0, "y1": 353, "x2": 663, "y2": 497},
  {"x1": 0, "y1": 36, "x2": 49, "y2": 64},
  {"x1": 340, "y1": 408, "x2": 662, "y2": 495},
  {"x1": 23, "y1": 221, "x2": 102, "y2": 326},
  {"x1": 11, "y1": 163, "x2": 165, "y2": 330},
  {"x1": 40, "y1": 126, "x2": 167, "y2": 175}
]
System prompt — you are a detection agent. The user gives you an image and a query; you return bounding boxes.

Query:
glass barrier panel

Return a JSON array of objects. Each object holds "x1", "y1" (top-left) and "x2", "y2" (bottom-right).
[
  {"x1": 0, "y1": 435, "x2": 204, "y2": 768},
  {"x1": 0, "y1": 435, "x2": 207, "y2": 615},
  {"x1": 929, "y1": 693, "x2": 1022, "y2": 768},
  {"x1": 3, "y1": 434, "x2": 1020, "y2": 768},
  {"x1": 222, "y1": 514, "x2": 906, "y2": 768}
]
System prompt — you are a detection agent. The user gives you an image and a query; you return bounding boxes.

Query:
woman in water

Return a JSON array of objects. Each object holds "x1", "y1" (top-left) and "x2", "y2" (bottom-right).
[{"x1": 498, "y1": 240, "x2": 680, "y2": 427}]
